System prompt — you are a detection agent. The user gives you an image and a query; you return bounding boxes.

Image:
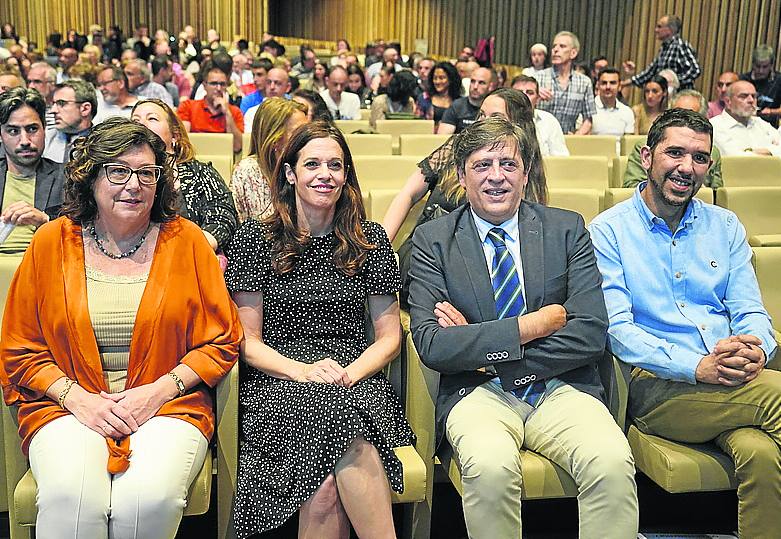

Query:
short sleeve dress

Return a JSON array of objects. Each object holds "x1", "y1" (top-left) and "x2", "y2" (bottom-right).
[{"x1": 225, "y1": 219, "x2": 415, "y2": 537}]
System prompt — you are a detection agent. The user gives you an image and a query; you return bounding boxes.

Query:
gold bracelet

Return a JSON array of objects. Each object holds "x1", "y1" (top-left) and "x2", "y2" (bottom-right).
[
  {"x1": 58, "y1": 378, "x2": 75, "y2": 409},
  {"x1": 168, "y1": 371, "x2": 186, "y2": 397}
]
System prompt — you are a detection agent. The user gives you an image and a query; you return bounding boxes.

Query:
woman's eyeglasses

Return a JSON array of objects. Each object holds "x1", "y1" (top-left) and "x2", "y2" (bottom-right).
[{"x1": 102, "y1": 163, "x2": 163, "y2": 185}]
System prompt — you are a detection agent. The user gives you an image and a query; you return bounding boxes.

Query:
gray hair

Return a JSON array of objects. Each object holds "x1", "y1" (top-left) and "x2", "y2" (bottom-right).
[
  {"x1": 129, "y1": 58, "x2": 151, "y2": 80},
  {"x1": 752, "y1": 45, "x2": 776, "y2": 66},
  {"x1": 56, "y1": 79, "x2": 98, "y2": 119},
  {"x1": 664, "y1": 15, "x2": 682, "y2": 33},
  {"x1": 29, "y1": 61, "x2": 56, "y2": 82},
  {"x1": 670, "y1": 89, "x2": 707, "y2": 116},
  {"x1": 554, "y1": 31, "x2": 580, "y2": 53}
]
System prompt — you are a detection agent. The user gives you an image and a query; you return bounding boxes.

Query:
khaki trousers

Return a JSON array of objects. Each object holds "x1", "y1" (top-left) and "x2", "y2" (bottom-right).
[
  {"x1": 630, "y1": 368, "x2": 781, "y2": 539},
  {"x1": 445, "y1": 379, "x2": 639, "y2": 539}
]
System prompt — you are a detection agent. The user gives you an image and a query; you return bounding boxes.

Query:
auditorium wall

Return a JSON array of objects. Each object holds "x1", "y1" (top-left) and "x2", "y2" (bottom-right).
[{"x1": 2, "y1": 0, "x2": 780, "y2": 102}]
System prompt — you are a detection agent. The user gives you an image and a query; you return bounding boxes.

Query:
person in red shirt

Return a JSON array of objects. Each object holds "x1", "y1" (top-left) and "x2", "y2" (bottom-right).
[{"x1": 178, "y1": 65, "x2": 243, "y2": 153}]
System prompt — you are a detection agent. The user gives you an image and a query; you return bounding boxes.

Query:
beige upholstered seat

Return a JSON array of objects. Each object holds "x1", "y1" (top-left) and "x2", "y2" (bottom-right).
[
  {"x1": 564, "y1": 135, "x2": 619, "y2": 158},
  {"x1": 376, "y1": 119, "x2": 436, "y2": 154},
  {"x1": 620, "y1": 134, "x2": 646, "y2": 155},
  {"x1": 543, "y1": 156, "x2": 610, "y2": 190},
  {"x1": 188, "y1": 132, "x2": 233, "y2": 157},
  {"x1": 344, "y1": 133, "x2": 393, "y2": 155},
  {"x1": 199, "y1": 154, "x2": 234, "y2": 185},
  {"x1": 547, "y1": 188, "x2": 604, "y2": 223},
  {"x1": 334, "y1": 119, "x2": 371, "y2": 133},
  {"x1": 353, "y1": 156, "x2": 422, "y2": 191},
  {"x1": 398, "y1": 134, "x2": 451, "y2": 157},
  {"x1": 720, "y1": 155, "x2": 781, "y2": 186},
  {"x1": 715, "y1": 187, "x2": 781, "y2": 246}
]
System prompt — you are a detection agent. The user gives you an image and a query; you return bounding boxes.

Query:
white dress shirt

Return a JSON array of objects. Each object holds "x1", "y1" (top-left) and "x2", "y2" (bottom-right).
[
  {"x1": 710, "y1": 111, "x2": 781, "y2": 156},
  {"x1": 591, "y1": 96, "x2": 635, "y2": 136},
  {"x1": 535, "y1": 109, "x2": 570, "y2": 156}
]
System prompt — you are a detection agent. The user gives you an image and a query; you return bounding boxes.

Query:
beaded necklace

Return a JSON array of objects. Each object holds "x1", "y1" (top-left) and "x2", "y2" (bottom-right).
[{"x1": 88, "y1": 221, "x2": 151, "y2": 260}]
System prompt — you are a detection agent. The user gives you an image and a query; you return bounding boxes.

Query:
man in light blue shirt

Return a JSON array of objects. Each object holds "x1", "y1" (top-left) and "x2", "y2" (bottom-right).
[{"x1": 589, "y1": 108, "x2": 781, "y2": 539}]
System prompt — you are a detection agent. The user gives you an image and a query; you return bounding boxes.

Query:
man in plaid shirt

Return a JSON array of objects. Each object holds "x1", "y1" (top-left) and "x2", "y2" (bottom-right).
[
  {"x1": 621, "y1": 15, "x2": 701, "y2": 90},
  {"x1": 533, "y1": 31, "x2": 597, "y2": 134}
]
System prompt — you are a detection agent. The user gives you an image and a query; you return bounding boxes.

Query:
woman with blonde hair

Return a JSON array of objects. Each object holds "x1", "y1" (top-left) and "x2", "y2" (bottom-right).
[
  {"x1": 230, "y1": 97, "x2": 307, "y2": 222},
  {"x1": 131, "y1": 98, "x2": 238, "y2": 251}
]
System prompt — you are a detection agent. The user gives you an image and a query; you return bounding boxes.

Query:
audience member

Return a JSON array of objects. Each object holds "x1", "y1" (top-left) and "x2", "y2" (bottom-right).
[
  {"x1": 94, "y1": 65, "x2": 139, "y2": 122},
  {"x1": 57, "y1": 47, "x2": 78, "y2": 82},
  {"x1": 589, "y1": 55, "x2": 609, "y2": 87},
  {"x1": 707, "y1": 71, "x2": 739, "y2": 118},
  {"x1": 624, "y1": 89, "x2": 722, "y2": 188},
  {"x1": 124, "y1": 58, "x2": 173, "y2": 106},
  {"x1": 25, "y1": 62, "x2": 57, "y2": 128},
  {"x1": 44, "y1": 79, "x2": 97, "y2": 163},
  {"x1": 225, "y1": 121, "x2": 414, "y2": 538},
  {"x1": 290, "y1": 45, "x2": 317, "y2": 80},
  {"x1": 131, "y1": 99, "x2": 238, "y2": 251},
  {"x1": 231, "y1": 97, "x2": 306, "y2": 222},
  {"x1": 710, "y1": 80, "x2": 781, "y2": 156},
  {"x1": 369, "y1": 70, "x2": 417, "y2": 127},
  {"x1": 511, "y1": 75, "x2": 569, "y2": 156},
  {"x1": 151, "y1": 55, "x2": 180, "y2": 107},
  {"x1": 302, "y1": 60, "x2": 328, "y2": 93},
  {"x1": 739, "y1": 45, "x2": 781, "y2": 127},
  {"x1": 589, "y1": 108, "x2": 780, "y2": 539},
  {"x1": 178, "y1": 64, "x2": 244, "y2": 153},
  {"x1": 534, "y1": 31, "x2": 596, "y2": 134},
  {"x1": 621, "y1": 14, "x2": 701, "y2": 90},
  {"x1": 0, "y1": 70, "x2": 22, "y2": 94},
  {"x1": 591, "y1": 67, "x2": 635, "y2": 136},
  {"x1": 0, "y1": 117, "x2": 241, "y2": 537},
  {"x1": 292, "y1": 88, "x2": 332, "y2": 123},
  {"x1": 0, "y1": 87, "x2": 65, "y2": 254},
  {"x1": 319, "y1": 65, "x2": 361, "y2": 120},
  {"x1": 230, "y1": 52, "x2": 253, "y2": 87},
  {"x1": 521, "y1": 43, "x2": 549, "y2": 77},
  {"x1": 239, "y1": 58, "x2": 273, "y2": 114},
  {"x1": 438, "y1": 67, "x2": 496, "y2": 134},
  {"x1": 242, "y1": 66, "x2": 291, "y2": 131},
  {"x1": 416, "y1": 61, "x2": 461, "y2": 126},
  {"x1": 407, "y1": 117, "x2": 638, "y2": 539},
  {"x1": 344, "y1": 63, "x2": 371, "y2": 108},
  {"x1": 632, "y1": 75, "x2": 668, "y2": 135}
]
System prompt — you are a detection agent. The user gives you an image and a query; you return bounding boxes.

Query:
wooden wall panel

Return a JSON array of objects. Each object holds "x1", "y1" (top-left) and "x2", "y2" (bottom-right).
[{"x1": 2, "y1": 0, "x2": 780, "y2": 105}]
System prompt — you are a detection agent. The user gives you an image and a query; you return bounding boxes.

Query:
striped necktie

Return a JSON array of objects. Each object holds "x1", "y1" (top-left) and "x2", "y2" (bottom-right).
[{"x1": 488, "y1": 227, "x2": 545, "y2": 407}]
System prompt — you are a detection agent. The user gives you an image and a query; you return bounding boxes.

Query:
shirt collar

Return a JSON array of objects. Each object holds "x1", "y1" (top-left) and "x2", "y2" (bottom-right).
[
  {"x1": 720, "y1": 110, "x2": 759, "y2": 129},
  {"x1": 633, "y1": 181, "x2": 699, "y2": 231},
  {"x1": 595, "y1": 96, "x2": 619, "y2": 111},
  {"x1": 470, "y1": 208, "x2": 520, "y2": 244}
]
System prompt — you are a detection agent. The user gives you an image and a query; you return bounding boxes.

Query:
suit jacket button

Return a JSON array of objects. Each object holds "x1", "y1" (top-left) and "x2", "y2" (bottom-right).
[
  {"x1": 514, "y1": 379, "x2": 522, "y2": 386},
  {"x1": 458, "y1": 388, "x2": 466, "y2": 396}
]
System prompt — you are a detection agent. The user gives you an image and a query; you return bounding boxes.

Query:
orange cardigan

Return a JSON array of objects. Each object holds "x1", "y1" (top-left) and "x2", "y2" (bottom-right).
[{"x1": 0, "y1": 216, "x2": 242, "y2": 472}]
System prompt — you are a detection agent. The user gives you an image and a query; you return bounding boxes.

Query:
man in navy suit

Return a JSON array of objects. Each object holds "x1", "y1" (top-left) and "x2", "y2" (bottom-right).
[{"x1": 408, "y1": 117, "x2": 638, "y2": 538}]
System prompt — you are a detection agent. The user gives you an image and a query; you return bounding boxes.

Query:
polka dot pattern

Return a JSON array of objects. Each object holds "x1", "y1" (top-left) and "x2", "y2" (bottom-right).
[{"x1": 225, "y1": 220, "x2": 415, "y2": 537}]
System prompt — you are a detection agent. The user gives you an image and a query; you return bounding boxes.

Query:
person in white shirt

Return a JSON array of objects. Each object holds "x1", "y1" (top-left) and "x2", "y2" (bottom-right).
[
  {"x1": 591, "y1": 67, "x2": 635, "y2": 136},
  {"x1": 319, "y1": 65, "x2": 361, "y2": 120},
  {"x1": 511, "y1": 75, "x2": 569, "y2": 156},
  {"x1": 710, "y1": 80, "x2": 781, "y2": 156}
]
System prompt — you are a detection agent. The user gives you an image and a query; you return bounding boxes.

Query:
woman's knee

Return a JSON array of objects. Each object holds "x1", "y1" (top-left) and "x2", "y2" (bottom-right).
[
  {"x1": 305, "y1": 474, "x2": 342, "y2": 518},
  {"x1": 36, "y1": 479, "x2": 110, "y2": 525}
]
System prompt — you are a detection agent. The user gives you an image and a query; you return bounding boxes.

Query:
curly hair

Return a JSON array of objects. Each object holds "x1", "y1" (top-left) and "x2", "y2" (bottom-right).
[
  {"x1": 130, "y1": 98, "x2": 196, "y2": 163},
  {"x1": 429, "y1": 61, "x2": 462, "y2": 101},
  {"x1": 264, "y1": 121, "x2": 374, "y2": 276},
  {"x1": 60, "y1": 117, "x2": 178, "y2": 224}
]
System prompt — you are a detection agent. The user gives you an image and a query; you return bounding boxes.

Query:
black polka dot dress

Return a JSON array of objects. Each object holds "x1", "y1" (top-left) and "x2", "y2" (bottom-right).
[{"x1": 225, "y1": 220, "x2": 415, "y2": 537}]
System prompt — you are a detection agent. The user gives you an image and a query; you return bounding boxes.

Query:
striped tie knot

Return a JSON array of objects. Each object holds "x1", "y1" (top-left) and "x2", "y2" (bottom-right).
[{"x1": 487, "y1": 227, "x2": 508, "y2": 249}]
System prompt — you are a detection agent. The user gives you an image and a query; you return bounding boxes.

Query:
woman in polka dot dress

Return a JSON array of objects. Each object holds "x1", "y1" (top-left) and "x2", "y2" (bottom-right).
[{"x1": 225, "y1": 121, "x2": 415, "y2": 538}]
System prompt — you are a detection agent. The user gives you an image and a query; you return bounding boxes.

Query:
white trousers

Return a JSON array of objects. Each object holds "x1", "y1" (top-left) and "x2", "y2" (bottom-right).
[
  {"x1": 29, "y1": 415, "x2": 209, "y2": 539},
  {"x1": 446, "y1": 379, "x2": 639, "y2": 539}
]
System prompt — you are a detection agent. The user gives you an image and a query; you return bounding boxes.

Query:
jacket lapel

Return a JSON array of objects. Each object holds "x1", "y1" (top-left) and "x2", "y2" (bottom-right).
[
  {"x1": 453, "y1": 207, "x2": 496, "y2": 322},
  {"x1": 519, "y1": 203, "x2": 544, "y2": 311},
  {"x1": 33, "y1": 161, "x2": 56, "y2": 211}
]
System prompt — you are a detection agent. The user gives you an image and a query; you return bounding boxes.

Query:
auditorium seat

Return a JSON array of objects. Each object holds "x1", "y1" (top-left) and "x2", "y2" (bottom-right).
[
  {"x1": 398, "y1": 134, "x2": 450, "y2": 157},
  {"x1": 241, "y1": 132, "x2": 252, "y2": 157},
  {"x1": 564, "y1": 135, "x2": 619, "y2": 158},
  {"x1": 611, "y1": 156, "x2": 629, "y2": 188},
  {"x1": 376, "y1": 119, "x2": 436, "y2": 155},
  {"x1": 543, "y1": 156, "x2": 610, "y2": 190},
  {"x1": 547, "y1": 188, "x2": 603, "y2": 223},
  {"x1": 188, "y1": 132, "x2": 233, "y2": 157},
  {"x1": 752, "y1": 247, "x2": 781, "y2": 333},
  {"x1": 367, "y1": 188, "x2": 426, "y2": 250},
  {"x1": 605, "y1": 187, "x2": 713, "y2": 208},
  {"x1": 344, "y1": 133, "x2": 393, "y2": 155},
  {"x1": 720, "y1": 155, "x2": 781, "y2": 187},
  {"x1": 199, "y1": 154, "x2": 234, "y2": 185},
  {"x1": 715, "y1": 187, "x2": 781, "y2": 246},
  {"x1": 353, "y1": 156, "x2": 421, "y2": 191},
  {"x1": 360, "y1": 108, "x2": 371, "y2": 121},
  {"x1": 620, "y1": 135, "x2": 646, "y2": 155},
  {"x1": 334, "y1": 119, "x2": 370, "y2": 133}
]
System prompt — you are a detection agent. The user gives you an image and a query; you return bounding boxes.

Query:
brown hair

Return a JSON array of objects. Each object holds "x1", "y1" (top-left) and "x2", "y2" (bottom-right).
[
  {"x1": 249, "y1": 97, "x2": 308, "y2": 179},
  {"x1": 265, "y1": 121, "x2": 373, "y2": 276},
  {"x1": 130, "y1": 98, "x2": 196, "y2": 163},
  {"x1": 61, "y1": 117, "x2": 178, "y2": 223}
]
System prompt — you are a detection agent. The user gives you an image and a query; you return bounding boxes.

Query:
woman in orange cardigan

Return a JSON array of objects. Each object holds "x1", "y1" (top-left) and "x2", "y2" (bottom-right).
[{"x1": 0, "y1": 117, "x2": 242, "y2": 539}]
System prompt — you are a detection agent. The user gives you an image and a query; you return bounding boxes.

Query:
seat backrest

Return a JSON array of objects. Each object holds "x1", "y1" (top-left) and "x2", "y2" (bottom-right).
[
  {"x1": 611, "y1": 156, "x2": 629, "y2": 188},
  {"x1": 543, "y1": 156, "x2": 609, "y2": 189},
  {"x1": 334, "y1": 119, "x2": 371, "y2": 133},
  {"x1": 199, "y1": 155, "x2": 233, "y2": 185},
  {"x1": 368, "y1": 188, "x2": 426, "y2": 250},
  {"x1": 715, "y1": 187, "x2": 781, "y2": 238},
  {"x1": 547, "y1": 188, "x2": 603, "y2": 224},
  {"x1": 621, "y1": 135, "x2": 646, "y2": 155},
  {"x1": 752, "y1": 247, "x2": 781, "y2": 329},
  {"x1": 564, "y1": 135, "x2": 618, "y2": 158},
  {"x1": 398, "y1": 134, "x2": 451, "y2": 157},
  {"x1": 188, "y1": 133, "x2": 233, "y2": 157},
  {"x1": 353, "y1": 156, "x2": 422, "y2": 190},
  {"x1": 375, "y1": 119, "x2": 435, "y2": 136},
  {"x1": 344, "y1": 134, "x2": 393, "y2": 156},
  {"x1": 721, "y1": 156, "x2": 781, "y2": 186},
  {"x1": 241, "y1": 132, "x2": 252, "y2": 157}
]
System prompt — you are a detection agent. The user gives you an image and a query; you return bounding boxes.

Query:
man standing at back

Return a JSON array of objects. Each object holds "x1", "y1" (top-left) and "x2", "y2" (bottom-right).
[
  {"x1": 590, "y1": 108, "x2": 781, "y2": 539},
  {"x1": 408, "y1": 117, "x2": 638, "y2": 539},
  {"x1": 438, "y1": 67, "x2": 496, "y2": 134},
  {"x1": 533, "y1": 31, "x2": 596, "y2": 134}
]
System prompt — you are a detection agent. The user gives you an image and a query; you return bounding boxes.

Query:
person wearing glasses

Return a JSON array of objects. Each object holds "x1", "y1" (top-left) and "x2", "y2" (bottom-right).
[
  {"x1": 0, "y1": 87, "x2": 64, "y2": 254},
  {"x1": 43, "y1": 79, "x2": 97, "y2": 163},
  {"x1": 226, "y1": 122, "x2": 414, "y2": 538},
  {"x1": 0, "y1": 117, "x2": 242, "y2": 538},
  {"x1": 93, "y1": 65, "x2": 139, "y2": 123},
  {"x1": 177, "y1": 62, "x2": 244, "y2": 153}
]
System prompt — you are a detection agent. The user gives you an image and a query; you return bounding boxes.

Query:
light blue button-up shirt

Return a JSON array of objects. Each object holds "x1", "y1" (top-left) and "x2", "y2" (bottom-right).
[{"x1": 588, "y1": 183, "x2": 777, "y2": 384}]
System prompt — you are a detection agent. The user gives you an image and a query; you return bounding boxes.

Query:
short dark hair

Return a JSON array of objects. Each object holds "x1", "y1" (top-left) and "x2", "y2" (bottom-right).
[
  {"x1": 0, "y1": 86, "x2": 46, "y2": 126},
  {"x1": 510, "y1": 74, "x2": 538, "y2": 90},
  {"x1": 597, "y1": 67, "x2": 621, "y2": 80},
  {"x1": 150, "y1": 55, "x2": 170, "y2": 77},
  {"x1": 590, "y1": 55, "x2": 608, "y2": 72},
  {"x1": 55, "y1": 79, "x2": 98, "y2": 119},
  {"x1": 386, "y1": 70, "x2": 418, "y2": 103},
  {"x1": 100, "y1": 64, "x2": 128, "y2": 89},
  {"x1": 251, "y1": 58, "x2": 273, "y2": 72},
  {"x1": 646, "y1": 108, "x2": 712, "y2": 153},
  {"x1": 61, "y1": 117, "x2": 178, "y2": 223}
]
